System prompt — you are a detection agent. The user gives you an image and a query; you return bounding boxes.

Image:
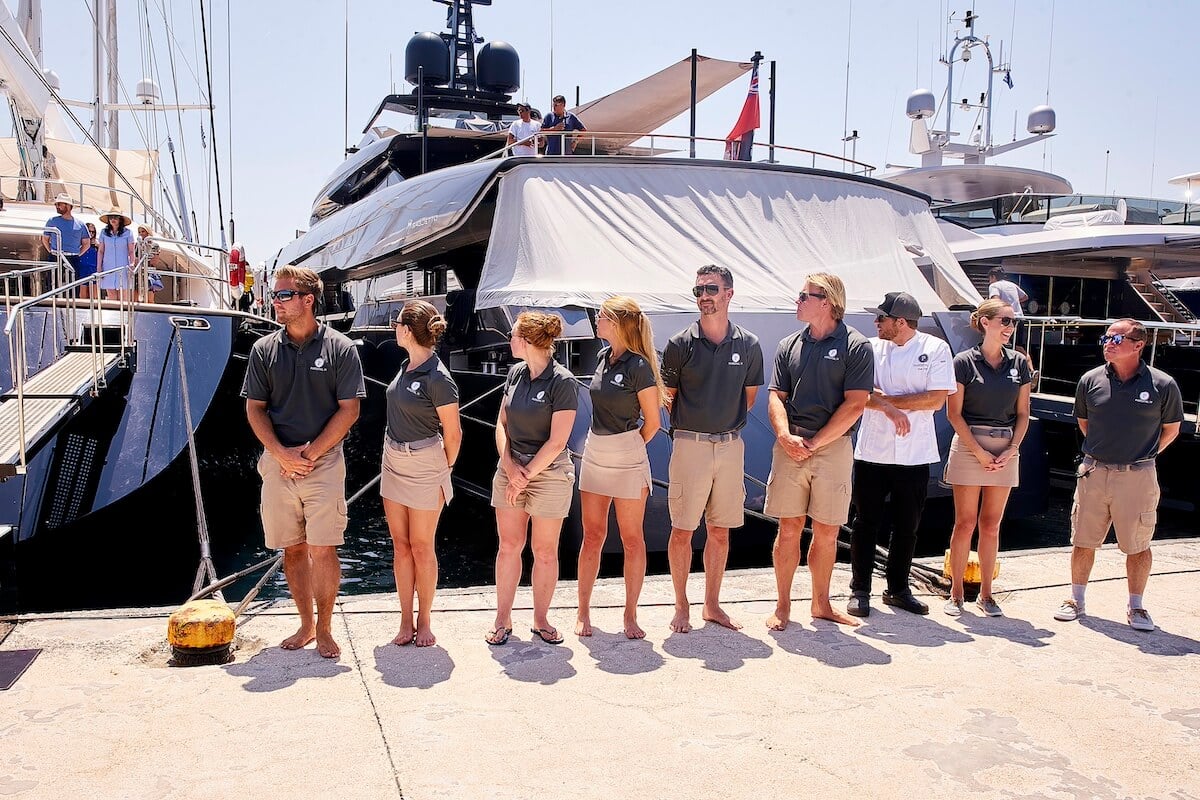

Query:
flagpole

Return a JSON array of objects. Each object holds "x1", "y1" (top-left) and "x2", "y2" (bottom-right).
[
  {"x1": 768, "y1": 59, "x2": 776, "y2": 164},
  {"x1": 689, "y1": 49, "x2": 698, "y2": 159}
]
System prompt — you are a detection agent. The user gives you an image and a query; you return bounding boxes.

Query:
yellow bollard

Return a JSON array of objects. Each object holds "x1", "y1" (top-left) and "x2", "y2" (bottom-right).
[
  {"x1": 943, "y1": 549, "x2": 1000, "y2": 601},
  {"x1": 167, "y1": 599, "x2": 235, "y2": 666}
]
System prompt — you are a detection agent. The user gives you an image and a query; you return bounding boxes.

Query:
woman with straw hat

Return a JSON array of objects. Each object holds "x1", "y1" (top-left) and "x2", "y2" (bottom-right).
[{"x1": 97, "y1": 207, "x2": 135, "y2": 301}]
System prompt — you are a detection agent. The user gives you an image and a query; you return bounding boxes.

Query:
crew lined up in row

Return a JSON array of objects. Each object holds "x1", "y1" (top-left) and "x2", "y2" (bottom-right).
[{"x1": 241, "y1": 264, "x2": 1183, "y2": 659}]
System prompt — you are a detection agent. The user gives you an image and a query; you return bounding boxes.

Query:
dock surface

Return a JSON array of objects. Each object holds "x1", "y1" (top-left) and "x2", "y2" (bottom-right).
[{"x1": 3, "y1": 540, "x2": 1199, "y2": 799}]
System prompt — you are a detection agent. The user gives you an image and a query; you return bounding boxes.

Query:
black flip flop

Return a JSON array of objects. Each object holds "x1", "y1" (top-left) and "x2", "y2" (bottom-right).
[
  {"x1": 486, "y1": 627, "x2": 512, "y2": 646},
  {"x1": 530, "y1": 627, "x2": 564, "y2": 645}
]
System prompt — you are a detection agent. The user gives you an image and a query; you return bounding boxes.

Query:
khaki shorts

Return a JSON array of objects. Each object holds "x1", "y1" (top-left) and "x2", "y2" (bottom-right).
[
  {"x1": 764, "y1": 436, "x2": 853, "y2": 526},
  {"x1": 1071, "y1": 463, "x2": 1160, "y2": 554},
  {"x1": 667, "y1": 435, "x2": 745, "y2": 530},
  {"x1": 492, "y1": 451, "x2": 575, "y2": 519},
  {"x1": 258, "y1": 447, "x2": 348, "y2": 549}
]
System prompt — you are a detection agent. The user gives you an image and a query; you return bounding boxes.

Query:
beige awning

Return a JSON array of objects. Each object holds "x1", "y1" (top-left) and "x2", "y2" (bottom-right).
[{"x1": 0, "y1": 137, "x2": 157, "y2": 214}]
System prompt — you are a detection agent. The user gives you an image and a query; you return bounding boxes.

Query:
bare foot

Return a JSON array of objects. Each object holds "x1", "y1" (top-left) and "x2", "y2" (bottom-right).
[
  {"x1": 575, "y1": 615, "x2": 593, "y2": 637},
  {"x1": 414, "y1": 623, "x2": 436, "y2": 648},
  {"x1": 670, "y1": 607, "x2": 692, "y2": 633},
  {"x1": 702, "y1": 606, "x2": 743, "y2": 630},
  {"x1": 392, "y1": 622, "x2": 416, "y2": 646},
  {"x1": 623, "y1": 615, "x2": 645, "y2": 640},
  {"x1": 766, "y1": 606, "x2": 791, "y2": 631},
  {"x1": 281, "y1": 625, "x2": 315, "y2": 650},
  {"x1": 812, "y1": 600, "x2": 860, "y2": 627},
  {"x1": 315, "y1": 631, "x2": 341, "y2": 659}
]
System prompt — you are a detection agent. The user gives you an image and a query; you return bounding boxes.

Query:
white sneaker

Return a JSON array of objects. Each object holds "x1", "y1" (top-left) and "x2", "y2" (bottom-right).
[
  {"x1": 943, "y1": 598, "x2": 964, "y2": 617},
  {"x1": 1054, "y1": 599, "x2": 1084, "y2": 621},
  {"x1": 1127, "y1": 607, "x2": 1156, "y2": 632}
]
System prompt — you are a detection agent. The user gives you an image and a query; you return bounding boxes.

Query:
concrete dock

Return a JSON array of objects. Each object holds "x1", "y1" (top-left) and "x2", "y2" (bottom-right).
[{"x1": 3, "y1": 540, "x2": 1198, "y2": 799}]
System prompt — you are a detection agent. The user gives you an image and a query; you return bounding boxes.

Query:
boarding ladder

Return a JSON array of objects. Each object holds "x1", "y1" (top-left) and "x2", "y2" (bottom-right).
[{"x1": 0, "y1": 261, "x2": 136, "y2": 479}]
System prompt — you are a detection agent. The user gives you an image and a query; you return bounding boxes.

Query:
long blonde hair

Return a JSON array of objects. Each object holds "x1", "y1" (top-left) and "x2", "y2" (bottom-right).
[
  {"x1": 600, "y1": 296, "x2": 667, "y2": 406},
  {"x1": 970, "y1": 298, "x2": 1011, "y2": 332}
]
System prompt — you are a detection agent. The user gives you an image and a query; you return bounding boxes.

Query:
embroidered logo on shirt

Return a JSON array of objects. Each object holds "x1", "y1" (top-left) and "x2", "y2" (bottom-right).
[
  {"x1": 1136, "y1": 390, "x2": 1152, "y2": 404},
  {"x1": 918, "y1": 354, "x2": 929, "y2": 363},
  {"x1": 728, "y1": 352, "x2": 742, "y2": 366},
  {"x1": 534, "y1": 390, "x2": 547, "y2": 402},
  {"x1": 407, "y1": 380, "x2": 422, "y2": 395},
  {"x1": 310, "y1": 356, "x2": 328, "y2": 372},
  {"x1": 824, "y1": 348, "x2": 839, "y2": 361},
  {"x1": 612, "y1": 374, "x2": 624, "y2": 385}
]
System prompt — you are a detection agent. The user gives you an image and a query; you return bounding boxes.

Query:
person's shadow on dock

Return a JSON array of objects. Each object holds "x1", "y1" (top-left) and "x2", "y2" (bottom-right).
[
  {"x1": 770, "y1": 620, "x2": 891, "y2": 668},
  {"x1": 490, "y1": 635, "x2": 577, "y2": 684},
  {"x1": 372, "y1": 644, "x2": 455, "y2": 689},
  {"x1": 576, "y1": 628, "x2": 665, "y2": 675},
  {"x1": 955, "y1": 610, "x2": 1055, "y2": 648},
  {"x1": 1079, "y1": 616, "x2": 1200, "y2": 656},
  {"x1": 224, "y1": 646, "x2": 353, "y2": 692},
  {"x1": 662, "y1": 624, "x2": 772, "y2": 672},
  {"x1": 856, "y1": 609, "x2": 975, "y2": 649}
]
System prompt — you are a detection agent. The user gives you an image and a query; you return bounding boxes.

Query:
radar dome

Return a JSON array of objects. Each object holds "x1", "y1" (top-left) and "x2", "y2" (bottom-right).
[
  {"x1": 477, "y1": 41, "x2": 520, "y2": 94},
  {"x1": 405, "y1": 32, "x2": 451, "y2": 86},
  {"x1": 906, "y1": 89, "x2": 936, "y2": 120},
  {"x1": 1027, "y1": 105, "x2": 1057, "y2": 134}
]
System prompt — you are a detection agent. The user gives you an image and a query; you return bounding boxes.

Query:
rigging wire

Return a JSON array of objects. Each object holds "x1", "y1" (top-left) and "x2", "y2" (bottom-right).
[
  {"x1": 226, "y1": 0, "x2": 234, "y2": 233},
  {"x1": 155, "y1": 0, "x2": 198, "y2": 234},
  {"x1": 198, "y1": 0, "x2": 227, "y2": 248}
]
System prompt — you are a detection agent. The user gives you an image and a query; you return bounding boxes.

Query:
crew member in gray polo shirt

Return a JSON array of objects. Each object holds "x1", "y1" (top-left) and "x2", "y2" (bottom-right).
[
  {"x1": 243, "y1": 265, "x2": 366, "y2": 659},
  {"x1": 764, "y1": 272, "x2": 872, "y2": 629},
  {"x1": 1054, "y1": 318, "x2": 1183, "y2": 632},
  {"x1": 661, "y1": 264, "x2": 763, "y2": 633}
]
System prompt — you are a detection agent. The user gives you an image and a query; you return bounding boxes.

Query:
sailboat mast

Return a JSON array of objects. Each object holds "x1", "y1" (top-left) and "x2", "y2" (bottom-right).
[
  {"x1": 93, "y1": 0, "x2": 103, "y2": 146},
  {"x1": 106, "y1": 0, "x2": 118, "y2": 147}
]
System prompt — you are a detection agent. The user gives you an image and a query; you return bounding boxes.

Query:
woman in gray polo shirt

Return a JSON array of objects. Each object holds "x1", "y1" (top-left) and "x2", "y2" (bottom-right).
[
  {"x1": 382, "y1": 300, "x2": 462, "y2": 648},
  {"x1": 576, "y1": 296, "x2": 666, "y2": 640},
  {"x1": 488, "y1": 312, "x2": 579, "y2": 646},
  {"x1": 944, "y1": 298, "x2": 1032, "y2": 617}
]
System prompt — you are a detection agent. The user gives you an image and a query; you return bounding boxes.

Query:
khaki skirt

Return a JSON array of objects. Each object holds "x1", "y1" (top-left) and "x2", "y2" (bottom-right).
[
  {"x1": 578, "y1": 429, "x2": 652, "y2": 500},
  {"x1": 380, "y1": 439, "x2": 453, "y2": 510},
  {"x1": 943, "y1": 427, "x2": 1020, "y2": 488}
]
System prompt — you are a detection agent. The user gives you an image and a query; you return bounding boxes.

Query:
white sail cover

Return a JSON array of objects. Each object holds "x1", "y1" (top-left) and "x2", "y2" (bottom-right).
[{"x1": 477, "y1": 161, "x2": 980, "y2": 313}]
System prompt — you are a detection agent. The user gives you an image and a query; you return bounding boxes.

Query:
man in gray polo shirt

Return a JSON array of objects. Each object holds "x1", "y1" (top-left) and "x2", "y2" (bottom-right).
[
  {"x1": 242, "y1": 265, "x2": 366, "y2": 658},
  {"x1": 1054, "y1": 318, "x2": 1182, "y2": 632},
  {"x1": 661, "y1": 264, "x2": 764, "y2": 633},
  {"x1": 765, "y1": 272, "x2": 872, "y2": 629}
]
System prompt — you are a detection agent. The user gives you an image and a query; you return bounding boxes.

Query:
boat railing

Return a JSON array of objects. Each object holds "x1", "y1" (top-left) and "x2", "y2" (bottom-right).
[
  {"x1": 0, "y1": 174, "x2": 180, "y2": 241},
  {"x1": 934, "y1": 192, "x2": 1200, "y2": 227},
  {"x1": 474, "y1": 130, "x2": 876, "y2": 176},
  {"x1": 136, "y1": 236, "x2": 235, "y2": 311},
  {"x1": 1022, "y1": 315, "x2": 1200, "y2": 417}
]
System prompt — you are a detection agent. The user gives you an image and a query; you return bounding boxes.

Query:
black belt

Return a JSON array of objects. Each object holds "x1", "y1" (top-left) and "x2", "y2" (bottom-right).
[{"x1": 788, "y1": 423, "x2": 818, "y2": 439}]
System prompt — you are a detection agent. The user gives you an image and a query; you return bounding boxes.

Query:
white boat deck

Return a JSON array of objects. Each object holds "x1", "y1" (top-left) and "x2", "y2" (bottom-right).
[{"x1": 2, "y1": 540, "x2": 1198, "y2": 799}]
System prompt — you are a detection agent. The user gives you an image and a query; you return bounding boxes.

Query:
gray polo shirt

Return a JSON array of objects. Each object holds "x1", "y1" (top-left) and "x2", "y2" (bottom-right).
[
  {"x1": 242, "y1": 323, "x2": 367, "y2": 447},
  {"x1": 588, "y1": 347, "x2": 657, "y2": 435},
  {"x1": 385, "y1": 354, "x2": 459, "y2": 443},
  {"x1": 661, "y1": 321, "x2": 764, "y2": 434},
  {"x1": 503, "y1": 360, "x2": 580, "y2": 455},
  {"x1": 769, "y1": 321, "x2": 874, "y2": 434},
  {"x1": 1074, "y1": 361, "x2": 1184, "y2": 464},
  {"x1": 952, "y1": 346, "x2": 1032, "y2": 427}
]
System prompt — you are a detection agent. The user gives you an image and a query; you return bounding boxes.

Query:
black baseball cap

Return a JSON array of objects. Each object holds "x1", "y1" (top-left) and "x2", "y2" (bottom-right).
[{"x1": 871, "y1": 291, "x2": 923, "y2": 323}]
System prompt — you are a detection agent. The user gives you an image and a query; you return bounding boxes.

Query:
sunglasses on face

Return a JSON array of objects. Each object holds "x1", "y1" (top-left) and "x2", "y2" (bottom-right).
[
  {"x1": 1100, "y1": 333, "x2": 1140, "y2": 345},
  {"x1": 796, "y1": 291, "x2": 827, "y2": 304},
  {"x1": 692, "y1": 283, "x2": 724, "y2": 297},
  {"x1": 994, "y1": 316, "x2": 1016, "y2": 327},
  {"x1": 270, "y1": 289, "x2": 308, "y2": 302}
]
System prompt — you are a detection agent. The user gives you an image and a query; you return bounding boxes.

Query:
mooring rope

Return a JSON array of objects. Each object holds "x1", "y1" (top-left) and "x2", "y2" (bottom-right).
[{"x1": 175, "y1": 328, "x2": 220, "y2": 600}]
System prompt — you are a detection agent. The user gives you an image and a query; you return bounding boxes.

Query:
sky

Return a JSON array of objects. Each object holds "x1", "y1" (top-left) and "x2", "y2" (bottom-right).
[{"x1": 13, "y1": 0, "x2": 1200, "y2": 266}]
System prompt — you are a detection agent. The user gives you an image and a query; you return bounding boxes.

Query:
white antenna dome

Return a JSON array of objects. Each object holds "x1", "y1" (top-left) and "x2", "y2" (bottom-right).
[
  {"x1": 906, "y1": 89, "x2": 936, "y2": 120},
  {"x1": 42, "y1": 69, "x2": 60, "y2": 92},
  {"x1": 136, "y1": 78, "x2": 161, "y2": 105},
  {"x1": 1027, "y1": 105, "x2": 1056, "y2": 134}
]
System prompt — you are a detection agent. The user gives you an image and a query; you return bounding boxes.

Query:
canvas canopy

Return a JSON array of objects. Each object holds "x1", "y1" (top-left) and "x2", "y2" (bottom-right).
[
  {"x1": 477, "y1": 161, "x2": 981, "y2": 314},
  {"x1": 0, "y1": 137, "x2": 157, "y2": 212}
]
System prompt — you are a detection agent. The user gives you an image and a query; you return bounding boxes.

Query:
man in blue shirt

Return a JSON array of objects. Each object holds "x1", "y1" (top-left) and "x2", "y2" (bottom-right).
[
  {"x1": 42, "y1": 193, "x2": 91, "y2": 274},
  {"x1": 541, "y1": 95, "x2": 587, "y2": 156}
]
